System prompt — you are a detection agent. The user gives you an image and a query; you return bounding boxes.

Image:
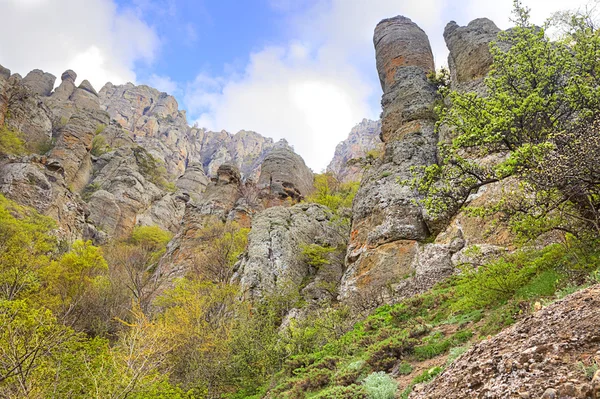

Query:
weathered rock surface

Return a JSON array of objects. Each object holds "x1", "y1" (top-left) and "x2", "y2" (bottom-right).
[
  {"x1": 327, "y1": 119, "x2": 383, "y2": 183},
  {"x1": 410, "y1": 284, "x2": 600, "y2": 399},
  {"x1": 341, "y1": 16, "x2": 438, "y2": 304},
  {"x1": 155, "y1": 164, "x2": 251, "y2": 283},
  {"x1": 257, "y1": 141, "x2": 314, "y2": 200},
  {"x1": 234, "y1": 203, "x2": 344, "y2": 300},
  {"x1": 0, "y1": 156, "x2": 93, "y2": 241},
  {"x1": 22, "y1": 69, "x2": 56, "y2": 97},
  {"x1": 87, "y1": 147, "x2": 177, "y2": 237},
  {"x1": 51, "y1": 70, "x2": 77, "y2": 101},
  {"x1": 98, "y1": 82, "x2": 277, "y2": 179},
  {"x1": 444, "y1": 18, "x2": 500, "y2": 89}
]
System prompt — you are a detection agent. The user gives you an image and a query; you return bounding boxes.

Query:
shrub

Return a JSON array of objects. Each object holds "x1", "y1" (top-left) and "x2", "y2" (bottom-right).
[
  {"x1": 398, "y1": 362, "x2": 413, "y2": 375},
  {"x1": 81, "y1": 182, "x2": 101, "y2": 202},
  {"x1": 0, "y1": 126, "x2": 26, "y2": 156},
  {"x1": 294, "y1": 368, "x2": 331, "y2": 391},
  {"x1": 314, "y1": 384, "x2": 368, "y2": 399},
  {"x1": 366, "y1": 335, "x2": 416, "y2": 371},
  {"x1": 301, "y1": 243, "x2": 336, "y2": 268},
  {"x1": 363, "y1": 372, "x2": 398, "y2": 399},
  {"x1": 91, "y1": 135, "x2": 111, "y2": 156},
  {"x1": 130, "y1": 225, "x2": 173, "y2": 252}
]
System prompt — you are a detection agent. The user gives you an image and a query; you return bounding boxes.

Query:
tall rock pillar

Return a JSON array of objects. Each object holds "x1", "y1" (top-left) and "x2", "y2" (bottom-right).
[{"x1": 340, "y1": 16, "x2": 438, "y2": 305}]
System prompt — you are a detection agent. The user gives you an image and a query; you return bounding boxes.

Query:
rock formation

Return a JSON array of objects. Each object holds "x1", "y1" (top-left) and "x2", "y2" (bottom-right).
[
  {"x1": 409, "y1": 284, "x2": 600, "y2": 399},
  {"x1": 327, "y1": 119, "x2": 383, "y2": 183},
  {"x1": 98, "y1": 82, "x2": 277, "y2": 179},
  {"x1": 234, "y1": 203, "x2": 345, "y2": 300},
  {"x1": 257, "y1": 140, "x2": 315, "y2": 201},
  {"x1": 340, "y1": 16, "x2": 438, "y2": 304}
]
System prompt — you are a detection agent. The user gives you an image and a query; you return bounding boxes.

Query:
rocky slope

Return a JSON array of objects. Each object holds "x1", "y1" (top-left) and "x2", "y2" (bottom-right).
[
  {"x1": 410, "y1": 284, "x2": 600, "y2": 399},
  {"x1": 327, "y1": 119, "x2": 382, "y2": 183}
]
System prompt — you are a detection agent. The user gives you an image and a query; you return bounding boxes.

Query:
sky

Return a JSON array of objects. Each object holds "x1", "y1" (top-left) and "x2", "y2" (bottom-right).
[{"x1": 0, "y1": 0, "x2": 595, "y2": 171}]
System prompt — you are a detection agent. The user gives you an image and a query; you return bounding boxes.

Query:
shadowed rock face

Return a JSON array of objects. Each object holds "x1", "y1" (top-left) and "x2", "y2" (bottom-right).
[
  {"x1": 22, "y1": 69, "x2": 56, "y2": 97},
  {"x1": 340, "y1": 16, "x2": 439, "y2": 305},
  {"x1": 257, "y1": 141, "x2": 314, "y2": 200}
]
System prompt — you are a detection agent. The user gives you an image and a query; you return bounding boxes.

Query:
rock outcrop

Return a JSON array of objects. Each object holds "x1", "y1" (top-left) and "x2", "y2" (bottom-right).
[
  {"x1": 444, "y1": 18, "x2": 500, "y2": 91},
  {"x1": 154, "y1": 164, "x2": 251, "y2": 283},
  {"x1": 410, "y1": 284, "x2": 600, "y2": 399},
  {"x1": 98, "y1": 82, "x2": 277, "y2": 179},
  {"x1": 327, "y1": 119, "x2": 383, "y2": 183},
  {"x1": 22, "y1": 69, "x2": 56, "y2": 97},
  {"x1": 257, "y1": 141, "x2": 314, "y2": 200},
  {"x1": 234, "y1": 203, "x2": 345, "y2": 300},
  {"x1": 340, "y1": 16, "x2": 438, "y2": 304}
]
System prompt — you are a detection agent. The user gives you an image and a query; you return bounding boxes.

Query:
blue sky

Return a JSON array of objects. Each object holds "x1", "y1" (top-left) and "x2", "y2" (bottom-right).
[{"x1": 0, "y1": 0, "x2": 593, "y2": 171}]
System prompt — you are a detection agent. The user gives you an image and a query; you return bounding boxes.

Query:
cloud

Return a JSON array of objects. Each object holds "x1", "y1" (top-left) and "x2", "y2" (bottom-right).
[
  {"x1": 183, "y1": 0, "x2": 593, "y2": 172},
  {"x1": 147, "y1": 74, "x2": 179, "y2": 94},
  {"x1": 0, "y1": 0, "x2": 160, "y2": 91}
]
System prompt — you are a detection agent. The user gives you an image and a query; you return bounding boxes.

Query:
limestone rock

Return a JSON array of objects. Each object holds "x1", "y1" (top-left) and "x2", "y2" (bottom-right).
[
  {"x1": 154, "y1": 164, "x2": 250, "y2": 283},
  {"x1": 22, "y1": 69, "x2": 56, "y2": 96},
  {"x1": 444, "y1": 19, "x2": 500, "y2": 87},
  {"x1": 234, "y1": 203, "x2": 344, "y2": 299},
  {"x1": 327, "y1": 119, "x2": 383, "y2": 183},
  {"x1": 175, "y1": 162, "x2": 209, "y2": 202},
  {"x1": 52, "y1": 70, "x2": 77, "y2": 101},
  {"x1": 0, "y1": 64, "x2": 10, "y2": 80},
  {"x1": 70, "y1": 80, "x2": 100, "y2": 110},
  {"x1": 0, "y1": 156, "x2": 90, "y2": 241},
  {"x1": 98, "y1": 82, "x2": 276, "y2": 178},
  {"x1": 257, "y1": 141, "x2": 314, "y2": 200},
  {"x1": 409, "y1": 285, "x2": 600, "y2": 399},
  {"x1": 341, "y1": 16, "x2": 438, "y2": 305},
  {"x1": 86, "y1": 147, "x2": 167, "y2": 237}
]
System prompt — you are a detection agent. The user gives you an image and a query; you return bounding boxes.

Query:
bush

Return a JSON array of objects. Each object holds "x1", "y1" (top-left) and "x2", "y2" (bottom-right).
[
  {"x1": 365, "y1": 335, "x2": 416, "y2": 371},
  {"x1": 0, "y1": 126, "x2": 26, "y2": 156},
  {"x1": 314, "y1": 384, "x2": 368, "y2": 399},
  {"x1": 91, "y1": 135, "x2": 111, "y2": 156},
  {"x1": 363, "y1": 372, "x2": 398, "y2": 399},
  {"x1": 130, "y1": 225, "x2": 172, "y2": 252}
]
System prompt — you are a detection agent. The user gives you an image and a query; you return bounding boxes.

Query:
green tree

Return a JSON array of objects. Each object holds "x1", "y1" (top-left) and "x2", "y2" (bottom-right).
[{"x1": 411, "y1": 1, "x2": 600, "y2": 239}]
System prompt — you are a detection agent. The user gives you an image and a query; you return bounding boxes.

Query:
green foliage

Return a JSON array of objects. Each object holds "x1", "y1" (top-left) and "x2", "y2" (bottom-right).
[
  {"x1": 362, "y1": 372, "x2": 398, "y2": 399},
  {"x1": 91, "y1": 134, "x2": 111, "y2": 156},
  {"x1": 307, "y1": 173, "x2": 359, "y2": 214},
  {"x1": 409, "y1": 1, "x2": 600, "y2": 238},
  {"x1": 94, "y1": 123, "x2": 106, "y2": 135},
  {"x1": 301, "y1": 243, "x2": 336, "y2": 268},
  {"x1": 0, "y1": 125, "x2": 27, "y2": 156},
  {"x1": 313, "y1": 384, "x2": 368, "y2": 399},
  {"x1": 365, "y1": 334, "x2": 416, "y2": 371},
  {"x1": 398, "y1": 361, "x2": 413, "y2": 375},
  {"x1": 81, "y1": 182, "x2": 101, "y2": 202},
  {"x1": 131, "y1": 225, "x2": 173, "y2": 252},
  {"x1": 133, "y1": 146, "x2": 175, "y2": 191},
  {"x1": 35, "y1": 137, "x2": 56, "y2": 155}
]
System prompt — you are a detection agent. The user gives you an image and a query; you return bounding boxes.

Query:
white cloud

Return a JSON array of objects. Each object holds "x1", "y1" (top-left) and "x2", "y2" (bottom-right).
[
  {"x1": 147, "y1": 74, "x2": 179, "y2": 94},
  {"x1": 0, "y1": 0, "x2": 160, "y2": 91},
  {"x1": 184, "y1": 0, "x2": 593, "y2": 172}
]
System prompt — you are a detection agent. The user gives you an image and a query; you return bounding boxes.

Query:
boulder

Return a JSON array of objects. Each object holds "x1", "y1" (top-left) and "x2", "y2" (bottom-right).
[
  {"x1": 175, "y1": 162, "x2": 210, "y2": 202},
  {"x1": 52, "y1": 69, "x2": 77, "y2": 101}
]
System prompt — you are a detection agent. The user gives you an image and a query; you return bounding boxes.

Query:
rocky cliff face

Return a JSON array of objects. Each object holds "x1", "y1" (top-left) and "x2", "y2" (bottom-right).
[
  {"x1": 98, "y1": 82, "x2": 278, "y2": 180},
  {"x1": 327, "y1": 119, "x2": 383, "y2": 183}
]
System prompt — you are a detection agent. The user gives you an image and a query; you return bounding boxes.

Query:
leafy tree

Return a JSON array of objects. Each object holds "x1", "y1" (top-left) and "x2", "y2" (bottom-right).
[
  {"x1": 411, "y1": 1, "x2": 600, "y2": 239},
  {"x1": 190, "y1": 221, "x2": 249, "y2": 283},
  {"x1": 0, "y1": 195, "x2": 57, "y2": 301}
]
